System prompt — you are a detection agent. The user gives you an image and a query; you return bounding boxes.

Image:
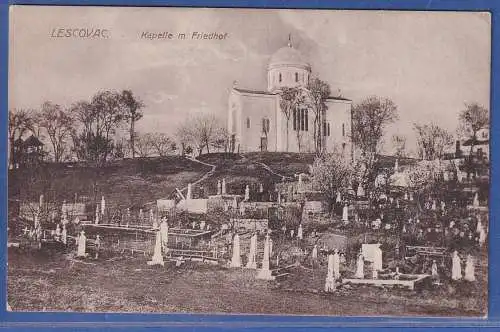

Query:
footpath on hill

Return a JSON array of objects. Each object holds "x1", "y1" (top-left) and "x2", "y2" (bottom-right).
[{"x1": 146, "y1": 152, "x2": 309, "y2": 208}]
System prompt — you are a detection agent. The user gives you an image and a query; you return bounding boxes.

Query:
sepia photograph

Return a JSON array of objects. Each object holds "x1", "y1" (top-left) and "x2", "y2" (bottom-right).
[{"x1": 7, "y1": 6, "x2": 490, "y2": 317}]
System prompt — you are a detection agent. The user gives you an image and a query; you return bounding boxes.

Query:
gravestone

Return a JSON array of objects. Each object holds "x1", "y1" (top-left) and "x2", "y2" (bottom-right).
[
  {"x1": 95, "y1": 235, "x2": 101, "y2": 259},
  {"x1": 324, "y1": 254, "x2": 336, "y2": 292},
  {"x1": 256, "y1": 232, "x2": 273, "y2": 280},
  {"x1": 160, "y1": 220, "x2": 169, "y2": 251},
  {"x1": 246, "y1": 233, "x2": 257, "y2": 269},
  {"x1": 101, "y1": 196, "x2": 106, "y2": 215},
  {"x1": 147, "y1": 231, "x2": 164, "y2": 266},
  {"x1": 451, "y1": 251, "x2": 462, "y2": 280},
  {"x1": 357, "y1": 184, "x2": 365, "y2": 197},
  {"x1": 230, "y1": 233, "x2": 241, "y2": 268},
  {"x1": 77, "y1": 231, "x2": 87, "y2": 258},
  {"x1": 61, "y1": 225, "x2": 67, "y2": 245},
  {"x1": 95, "y1": 206, "x2": 100, "y2": 225},
  {"x1": 342, "y1": 205, "x2": 348, "y2": 222},
  {"x1": 297, "y1": 224, "x2": 303, "y2": 240},
  {"x1": 464, "y1": 255, "x2": 476, "y2": 281},
  {"x1": 431, "y1": 260, "x2": 438, "y2": 277},
  {"x1": 244, "y1": 185, "x2": 250, "y2": 201},
  {"x1": 355, "y1": 252, "x2": 364, "y2": 278},
  {"x1": 222, "y1": 178, "x2": 227, "y2": 195},
  {"x1": 473, "y1": 193, "x2": 480, "y2": 207},
  {"x1": 312, "y1": 245, "x2": 318, "y2": 260},
  {"x1": 333, "y1": 250, "x2": 341, "y2": 279}
]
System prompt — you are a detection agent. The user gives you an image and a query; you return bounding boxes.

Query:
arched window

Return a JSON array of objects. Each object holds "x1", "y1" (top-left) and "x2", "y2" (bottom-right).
[
  {"x1": 328, "y1": 123, "x2": 331, "y2": 136},
  {"x1": 305, "y1": 110, "x2": 308, "y2": 131},
  {"x1": 279, "y1": 73, "x2": 282, "y2": 83},
  {"x1": 246, "y1": 117, "x2": 250, "y2": 129},
  {"x1": 262, "y1": 118, "x2": 270, "y2": 134},
  {"x1": 300, "y1": 109, "x2": 305, "y2": 131},
  {"x1": 295, "y1": 72, "x2": 299, "y2": 82},
  {"x1": 342, "y1": 123, "x2": 345, "y2": 137},
  {"x1": 293, "y1": 109, "x2": 297, "y2": 131}
]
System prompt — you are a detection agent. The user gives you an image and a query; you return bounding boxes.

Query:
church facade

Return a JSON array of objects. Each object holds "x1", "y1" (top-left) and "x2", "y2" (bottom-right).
[{"x1": 227, "y1": 38, "x2": 353, "y2": 156}]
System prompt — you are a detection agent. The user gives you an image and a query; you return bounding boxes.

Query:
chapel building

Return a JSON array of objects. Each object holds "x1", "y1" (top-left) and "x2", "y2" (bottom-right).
[{"x1": 227, "y1": 36, "x2": 353, "y2": 156}]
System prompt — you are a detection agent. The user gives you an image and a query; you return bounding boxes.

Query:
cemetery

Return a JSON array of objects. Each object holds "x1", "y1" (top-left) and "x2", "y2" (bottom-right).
[{"x1": 7, "y1": 152, "x2": 488, "y2": 316}]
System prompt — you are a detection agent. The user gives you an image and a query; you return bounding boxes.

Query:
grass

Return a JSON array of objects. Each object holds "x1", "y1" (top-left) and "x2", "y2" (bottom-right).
[
  {"x1": 194, "y1": 153, "x2": 284, "y2": 197},
  {"x1": 7, "y1": 152, "x2": 488, "y2": 316},
  {"x1": 9, "y1": 156, "x2": 211, "y2": 211},
  {"x1": 7, "y1": 246, "x2": 486, "y2": 316}
]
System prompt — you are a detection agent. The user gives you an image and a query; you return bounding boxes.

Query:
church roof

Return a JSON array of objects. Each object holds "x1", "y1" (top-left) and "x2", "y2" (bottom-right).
[
  {"x1": 233, "y1": 87, "x2": 352, "y2": 102},
  {"x1": 269, "y1": 42, "x2": 310, "y2": 69},
  {"x1": 233, "y1": 88, "x2": 276, "y2": 95},
  {"x1": 326, "y1": 96, "x2": 352, "y2": 102},
  {"x1": 23, "y1": 135, "x2": 44, "y2": 147}
]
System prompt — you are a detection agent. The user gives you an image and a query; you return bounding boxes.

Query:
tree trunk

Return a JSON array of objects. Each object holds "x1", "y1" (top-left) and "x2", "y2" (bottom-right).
[
  {"x1": 285, "y1": 120, "x2": 289, "y2": 152},
  {"x1": 130, "y1": 119, "x2": 135, "y2": 159},
  {"x1": 313, "y1": 116, "x2": 319, "y2": 153},
  {"x1": 9, "y1": 137, "x2": 15, "y2": 169}
]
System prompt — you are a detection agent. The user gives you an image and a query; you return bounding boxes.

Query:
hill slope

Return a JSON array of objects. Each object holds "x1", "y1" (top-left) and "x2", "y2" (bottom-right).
[
  {"x1": 9, "y1": 156, "x2": 211, "y2": 211},
  {"x1": 9, "y1": 152, "x2": 317, "y2": 214}
]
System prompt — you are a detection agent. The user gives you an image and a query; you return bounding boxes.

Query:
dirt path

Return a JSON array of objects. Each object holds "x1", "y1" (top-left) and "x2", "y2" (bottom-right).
[
  {"x1": 184, "y1": 157, "x2": 217, "y2": 187},
  {"x1": 240, "y1": 155, "x2": 293, "y2": 181},
  {"x1": 147, "y1": 157, "x2": 216, "y2": 204}
]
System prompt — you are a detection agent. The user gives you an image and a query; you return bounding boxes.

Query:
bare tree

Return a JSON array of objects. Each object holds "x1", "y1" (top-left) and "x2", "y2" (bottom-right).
[
  {"x1": 279, "y1": 87, "x2": 304, "y2": 152},
  {"x1": 310, "y1": 149, "x2": 352, "y2": 212},
  {"x1": 70, "y1": 100, "x2": 95, "y2": 161},
  {"x1": 212, "y1": 127, "x2": 230, "y2": 152},
  {"x1": 38, "y1": 101, "x2": 75, "y2": 163},
  {"x1": 352, "y1": 96, "x2": 398, "y2": 155},
  {"x1": 134, "y1": 133, "x2": 154, "y2": 157},
  {"x1": 414, "y1": 123, "x2": 453, "y2": 161},
  {"x1": 120, "y1": 90, "x2": 144, "y2": 159},
  {"x1": 8, "y1": 108, "x2": 35, "y2": 168},
  {"x1": 70, "y1": 91, "x2": 126, "y2": 166},
  {"x1": 458, "y1": 102, "x2": 489, "y2": 159},
  {"x1": 176, "y1": 113, "x2": 223, "y2": 156},
  {"x1": 307, "y1": 77, "x2": 331, "y2": 153},
  {"x1": 149, "y1": 132, "x2": 176, "y2": 156},
  {"x1": 175, "y1": 123, "x2": 192, "y2": 156},
  {"x1": 351, "y1": 96, "x2": 398, "y2": 187},
  {"x1": 391, "y1": 134, "x2": 407, "y2": 158}
]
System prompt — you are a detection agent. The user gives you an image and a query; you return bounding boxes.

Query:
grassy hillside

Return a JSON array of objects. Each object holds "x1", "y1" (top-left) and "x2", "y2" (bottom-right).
[
  {"x1": 244, "y1": 152, "x2": 316, "y2": 177},
  {"x1": 195, "y1": 153, "x2": 283, "y2": 197},
  {"x1": 9, "y1": 152, "x2": 318, "y2": 213},
  {"x1": 9, "y1": 156, "x2": 211, "y2": 211}
]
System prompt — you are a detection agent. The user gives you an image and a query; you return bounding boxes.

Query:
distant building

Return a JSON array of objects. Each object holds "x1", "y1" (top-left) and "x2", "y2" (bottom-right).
[
  {"x1": 12, "y1": 135, "x2": 45, "y2": 168},
  {"x1": 460, "y1": 126, "x2": 489, "y2": 161},
  {"x1": 227, "y1": 36, "x2": 352, "y2": 155},
  {"x1": 445, "y1": 126, "x2": 489, "y2": 161}
]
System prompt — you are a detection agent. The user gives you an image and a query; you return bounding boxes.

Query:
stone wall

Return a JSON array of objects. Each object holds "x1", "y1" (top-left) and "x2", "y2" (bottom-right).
[
  {"x1": 177, "y1": 199, "x2": 209, "y2": 214},
  {"x1": 230, "y1": 218, "x2": 269, "y2": 232}
]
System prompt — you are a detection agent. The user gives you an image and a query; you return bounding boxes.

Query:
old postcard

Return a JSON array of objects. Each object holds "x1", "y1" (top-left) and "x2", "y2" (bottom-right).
[{"x1": 8, "y1": 6, "x2": 490, "y2": 316}]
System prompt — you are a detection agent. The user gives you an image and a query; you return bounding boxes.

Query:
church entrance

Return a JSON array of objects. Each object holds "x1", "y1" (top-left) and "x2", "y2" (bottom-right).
[{"x1": 260, "y1": 137, "x2": 268, "y2": 152}]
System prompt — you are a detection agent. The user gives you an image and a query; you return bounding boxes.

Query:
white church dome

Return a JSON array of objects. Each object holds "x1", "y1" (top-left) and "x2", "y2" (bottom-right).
[
  {"x1": 268, "y1": 36, "x2": 311, "y2": 70},
  {"x1": 267, "y1": 37, "x2": 312, "y2": 92},
  {"x1": 269, "y1": 46, "x2": 309, "y2": 67}
]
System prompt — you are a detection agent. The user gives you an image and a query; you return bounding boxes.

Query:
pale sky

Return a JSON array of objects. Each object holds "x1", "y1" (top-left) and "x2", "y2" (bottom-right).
[{"x1": 9, "y1": 6, "x2": 491, "y2": 153}]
